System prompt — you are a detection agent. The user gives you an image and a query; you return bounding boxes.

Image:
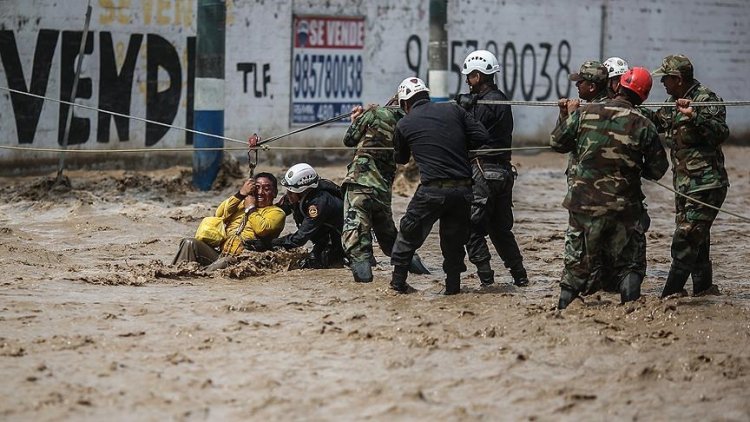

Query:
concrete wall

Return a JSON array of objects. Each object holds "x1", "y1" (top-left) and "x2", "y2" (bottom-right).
[
  {"x1": 0, "y1": 0, "x2": 196, "y2": 172},
  {"x1": 1, "y1": 0, "x2": 749, "y2": 172}
]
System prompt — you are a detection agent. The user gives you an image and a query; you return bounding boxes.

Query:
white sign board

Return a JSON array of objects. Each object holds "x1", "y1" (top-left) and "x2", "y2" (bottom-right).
[{"x1": 290, "y1": 15, "x2": 364, "y2": 125}]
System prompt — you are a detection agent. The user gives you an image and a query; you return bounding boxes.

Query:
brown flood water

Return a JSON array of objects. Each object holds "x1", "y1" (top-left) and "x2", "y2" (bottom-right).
[{"x1": 0, "y1": 148, "x2": 749, "y2": 420}]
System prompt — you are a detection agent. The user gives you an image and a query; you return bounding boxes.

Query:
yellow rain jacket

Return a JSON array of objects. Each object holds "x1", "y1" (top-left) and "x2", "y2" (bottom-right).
[{"x1": 215, "y1": 195, "x2": 286, "y2": 255}]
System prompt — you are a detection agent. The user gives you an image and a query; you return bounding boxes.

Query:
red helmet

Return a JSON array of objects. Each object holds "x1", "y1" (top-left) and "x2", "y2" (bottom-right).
[{"x1": 619, "y1": 67, "x2": 652, "y2": 103}]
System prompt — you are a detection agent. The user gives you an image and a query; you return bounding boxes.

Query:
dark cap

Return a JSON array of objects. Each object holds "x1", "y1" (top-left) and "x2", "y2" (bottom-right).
[
  {"x1": 652, "y1": 54, "x2": 693, "y2": 77},
  {"x1": 568, "y1": 61, "x2": 608, "y2": 83}
]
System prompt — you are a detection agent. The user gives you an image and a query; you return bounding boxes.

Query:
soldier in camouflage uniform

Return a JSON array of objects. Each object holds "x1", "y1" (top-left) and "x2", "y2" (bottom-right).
[
  {"x1": 550, "y1": 67, "x2": 669, "y2": 309},
  {"x1": 556, "y1": 61, "x2": 609, "y2": 189},
  {"x1": 644, "y1": 55, "x2": 730, "y2": 297},
  {"x1": 342, "y1": 104, "x2": 429, "y2": 283},
  {"x1": 602, "y1": 57, "x2": 656, "y2": 292},
  {"x1": 557, "y1": 61, "x2": 654, "y2": 295}
]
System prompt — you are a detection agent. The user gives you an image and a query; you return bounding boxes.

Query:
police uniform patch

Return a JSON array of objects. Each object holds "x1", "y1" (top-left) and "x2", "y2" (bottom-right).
[{"x1": 308, "y1": 204, "x2": 319, "y2": 218}]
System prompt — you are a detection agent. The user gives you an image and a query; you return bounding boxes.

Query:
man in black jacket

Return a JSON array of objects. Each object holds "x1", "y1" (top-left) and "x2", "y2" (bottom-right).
[
  {"x1": 456, "y1": 49, "x2": 529, "y2": 288},
  {"x1": 390, "y1": 77, "x2": 492, "y2": 295}
]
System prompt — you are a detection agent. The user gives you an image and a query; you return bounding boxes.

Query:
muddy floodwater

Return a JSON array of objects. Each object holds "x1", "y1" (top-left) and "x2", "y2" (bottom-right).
[{"x1": 1, "y1": 148, "x2": 749, "y2": 420}]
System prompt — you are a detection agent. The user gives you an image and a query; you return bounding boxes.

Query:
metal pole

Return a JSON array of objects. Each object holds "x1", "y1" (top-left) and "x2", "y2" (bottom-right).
[
  {"x1": 55, "y1": 0, "x2": 92, "y2": 184},
  {"x1": 193, "y1": 0, "x2": 226, "y2": 191},
  {"x1": 599, "y1": 2, "x2": 608, "y2": 61},
  {"x1": 428, "y1": 0, "x2": 449, "y2": 102}
]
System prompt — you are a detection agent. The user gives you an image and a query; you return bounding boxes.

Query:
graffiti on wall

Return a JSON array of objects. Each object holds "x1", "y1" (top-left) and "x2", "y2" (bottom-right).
[
  {"x1": 405, "y1": 35, "x2": 573, "y2": 100},
  {"x1": 0, "y1": 30, "x2": 191, "y2": 146},
  {"x1": 236, "y1": 62, "x2": 271, "y2": 97}
]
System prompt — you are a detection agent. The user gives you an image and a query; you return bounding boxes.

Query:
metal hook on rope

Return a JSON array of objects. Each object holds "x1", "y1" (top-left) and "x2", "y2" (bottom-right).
[{"x1": 247, "y1": 133, "x2": 261, "y2": 178}]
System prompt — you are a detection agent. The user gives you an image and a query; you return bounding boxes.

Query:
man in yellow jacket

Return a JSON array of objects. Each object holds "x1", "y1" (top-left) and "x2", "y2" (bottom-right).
[{"x1": 172, "y1": 172, "x2": 287, "y2": 268}]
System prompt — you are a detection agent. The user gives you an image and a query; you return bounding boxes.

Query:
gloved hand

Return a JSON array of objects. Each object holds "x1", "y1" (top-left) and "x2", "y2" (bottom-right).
[
  {"x1": 243, "y1": 238, "x2": 270, "y2": 252},
  {"x1": 455, "y1": 93, "x2": 477, "y2": 110}
]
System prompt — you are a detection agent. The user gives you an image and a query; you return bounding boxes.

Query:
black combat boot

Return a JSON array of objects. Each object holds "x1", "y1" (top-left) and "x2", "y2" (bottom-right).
[
  {"x1": 351, "y1": 260, "x2": 373, "y2": 283},
  {"x1": 661, "y1": 265, "x2": 691, "y2": 298},
  {"x1": 390, "y1": 265, "x2": 411, "y2": 293},
  {"x1": 475, "y1": 261, "x2": 495, "y2": 286},
  {"x1": 408, "y1": 253, "x2": 431, "y2": 275},
  {"x1": 619, "y1": 272, "x2": 642, "y2": 304},
  {"x1": 692, "y1": 262, "x2": 715, "y2": 296},
  {"x1": 558, "y1": 287, "x2": 577, "y2": 310},
  {"x1": 444, "y1": 273, "x2": 461, "y2": 295},
  {"x1": 510, "y1": 266, "x2": 530, "y2": 287}
]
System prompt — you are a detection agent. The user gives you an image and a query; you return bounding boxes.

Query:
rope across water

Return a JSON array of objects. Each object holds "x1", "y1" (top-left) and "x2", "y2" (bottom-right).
[{"x1": 1, "y1": 85, "x2": 748, "y2": 222}]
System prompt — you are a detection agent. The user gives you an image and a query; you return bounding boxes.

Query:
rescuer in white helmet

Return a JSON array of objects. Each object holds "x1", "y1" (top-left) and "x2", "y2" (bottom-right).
[
  {"x1": 603, "y1": 56, "x2": 630, "y2": 98},
  {"x1": 247, "y1": 163, "x2": 346, "y2": 269},
  {"x1": 455, "y1": 49, "x2": 529, "y2": 288},
  {"x1": 389, "y1": 77, "x2": 492, "y2": 295}
]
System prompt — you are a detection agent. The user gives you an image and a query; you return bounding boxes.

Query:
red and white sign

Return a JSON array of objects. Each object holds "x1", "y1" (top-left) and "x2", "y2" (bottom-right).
[
  {"x1": 293, "y1": 16, "x2": 365, "y2": 49},
  {"x1": 291, "y1": 15, "x2": 365, "y2": 124}
]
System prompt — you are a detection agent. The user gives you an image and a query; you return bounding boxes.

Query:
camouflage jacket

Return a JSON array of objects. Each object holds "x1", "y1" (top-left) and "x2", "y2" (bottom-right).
[
  {"x1": 641, "y1": 81, "x2": 729, "y2": 194},
  {"x1": 564, "y1": 91, "x2": 609, "y2": 187},
  {"x1": 341, "y1": 106, "x2": 404, "y2": 192},
  {"x1": 551, "y1": 98, "x2": 669, "y2": 216}
]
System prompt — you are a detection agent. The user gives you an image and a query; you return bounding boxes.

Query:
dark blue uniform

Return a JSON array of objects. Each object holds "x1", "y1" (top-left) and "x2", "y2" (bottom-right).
[
  {"x1": 391, "y1": 99, "x2": 490, "y2": 293},
  {"x1": 273, "y1": 180, "x2": 345, "y2": 268},
  {"x1": 461, "y1": 86, "x2": 528, "y2": 286}
]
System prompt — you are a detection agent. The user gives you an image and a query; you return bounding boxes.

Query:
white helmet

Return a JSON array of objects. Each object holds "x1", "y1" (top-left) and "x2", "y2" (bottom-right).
[
  {"x1": 462, "y1": 50, "x2": 500, "y2": 75},
  {"x1": 397, "y1": 77, "x2": 430, "y2": 102},
  {"x1": 603, "y1": 56, "x2": 629, "y2": 78},
  {"x1": 281, "y1": 163, "x2": 319, "y2": 193}
]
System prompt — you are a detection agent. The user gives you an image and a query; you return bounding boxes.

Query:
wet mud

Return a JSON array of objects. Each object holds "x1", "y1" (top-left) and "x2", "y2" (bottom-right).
[{"x1": 0, "y1": 148, "x2": 748, "y2": 420}]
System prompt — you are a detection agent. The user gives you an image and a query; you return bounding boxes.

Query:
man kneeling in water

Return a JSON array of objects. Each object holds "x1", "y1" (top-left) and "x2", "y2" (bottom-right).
[{"x1": 172, "y1": 172, "x2": 286, "y2": 270}]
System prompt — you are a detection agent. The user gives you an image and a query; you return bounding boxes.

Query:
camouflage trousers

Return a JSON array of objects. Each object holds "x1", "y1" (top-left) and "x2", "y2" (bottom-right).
[
  {"x1": 671, "y1": 187, "x2": 727, "y2": 272},
  {"x1": 561, "y1": 208, "x2": 649, "y2": 295},
  {"x1": 342, "y1": 184, "x2": 398, "y2": 264}
]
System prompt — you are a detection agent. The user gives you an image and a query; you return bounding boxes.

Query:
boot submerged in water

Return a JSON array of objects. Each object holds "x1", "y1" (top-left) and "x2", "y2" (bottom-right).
[
  {"x1": 510, "y1": 267, "x2": 529, "y2": 287},
  {"x1": 619, "y1": 272, "x2": 642, "y2": 304},
  {"x1": 444, "y1": 273, "x2": 461, "y2": 295},
  {"x1": 475, "y1": 261, "x2": 494, "y2": 287},
  {"x1": 390, "y1": 265, "x2": 411, "y2": 293},
  {"x1": 558, "y1": 287, "x2": 577, "y2": 310},
  {"x1": 661, "y1": 265, "x2": 691, "y2": 298},
  {"x1": 692, "y1": 262, "x2": 719, "y2": 296},
  {"x1": 478, "y1": 270, "x2": 495, "y2": 287},
  {"x1": 351, "y1": 260, "x2": 373, "y2": 283}
]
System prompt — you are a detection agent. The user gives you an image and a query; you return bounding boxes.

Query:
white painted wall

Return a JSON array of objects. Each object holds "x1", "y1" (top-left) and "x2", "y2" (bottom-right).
[
  {"x1": 0, "y1": 0, "x2": 195, "y2": 169},
  {"x1": 1, "y1": 0, "x2": 749, "y2": 171}
]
